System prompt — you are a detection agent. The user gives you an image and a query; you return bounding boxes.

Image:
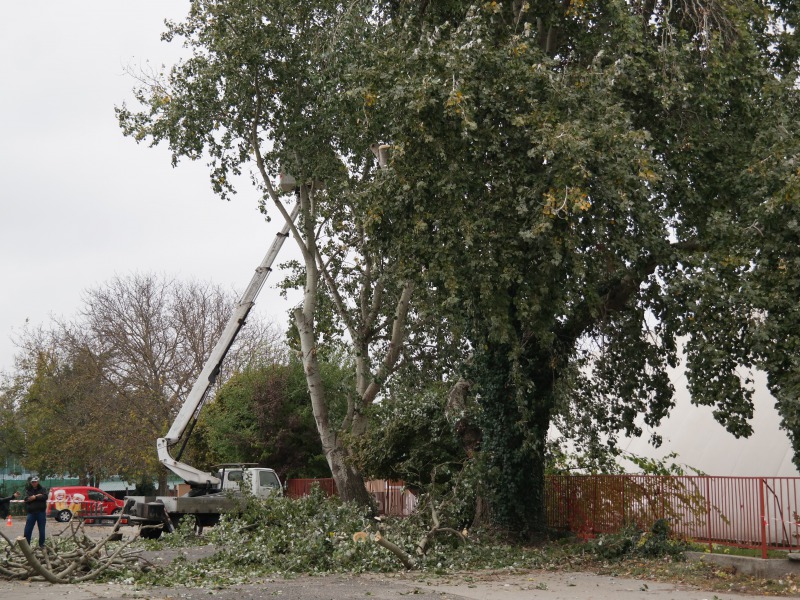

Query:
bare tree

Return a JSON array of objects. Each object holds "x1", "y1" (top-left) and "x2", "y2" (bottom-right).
[{"x1": 11, "y1": 273, "x2": 284, "y2": 488}]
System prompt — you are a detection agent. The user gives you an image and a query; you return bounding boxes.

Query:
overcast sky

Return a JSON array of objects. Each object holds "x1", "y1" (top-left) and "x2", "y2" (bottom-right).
[{"x1": 0, "y1": 3, "x2": 299, "y2": 373}]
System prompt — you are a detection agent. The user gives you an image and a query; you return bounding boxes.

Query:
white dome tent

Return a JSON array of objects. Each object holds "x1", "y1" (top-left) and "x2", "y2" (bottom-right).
[{"x1": 619, "y1": 367, "x2": 799, "y2": 477}]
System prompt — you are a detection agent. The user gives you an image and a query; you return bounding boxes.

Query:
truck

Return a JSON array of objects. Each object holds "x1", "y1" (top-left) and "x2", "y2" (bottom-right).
[
  {"x1": 123, "y1": 463, "x2": 283, "y2": 537},
  {"x1": 123, "y1": 201, "x2": 300, "y2": 539}
]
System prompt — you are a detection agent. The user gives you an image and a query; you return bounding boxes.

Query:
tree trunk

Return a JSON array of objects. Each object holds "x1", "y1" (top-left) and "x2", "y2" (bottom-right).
[
  {"x1": 158, "y1": 472, "x2": 169, "y2": 496},
  {"x1": 285, "y1": 183, "x2": 374, "y2": 509},
  {"x1": 328, "y1": 447, "x2": 374, "y2": 508},
  {"x1": 294, "y1": 307, "x2": 373, "y2": 508},
  {"x1": 473, "y1": 342, "x2": 552, "y2": 538}
]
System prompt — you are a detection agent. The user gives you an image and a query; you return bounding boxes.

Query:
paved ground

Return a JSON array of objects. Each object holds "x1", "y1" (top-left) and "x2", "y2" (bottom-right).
[
  {"x1": 0, "y1": 569, "x2": 782, "y2": 600},
  {"x1": 0, "y1": 519, "x2": 787, "y2": 599},
  {"x1": 2, "y1": 513, "x2": 137, "y2": 543}
]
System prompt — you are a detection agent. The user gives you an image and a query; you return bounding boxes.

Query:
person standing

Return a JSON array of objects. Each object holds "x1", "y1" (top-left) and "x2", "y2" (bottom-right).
[
  {"x1": 23, "y1": 477, "x2": 48, "y2": 548},
  {"x1": 0, "y1": 489, "x2": 20, "y2": 519}
]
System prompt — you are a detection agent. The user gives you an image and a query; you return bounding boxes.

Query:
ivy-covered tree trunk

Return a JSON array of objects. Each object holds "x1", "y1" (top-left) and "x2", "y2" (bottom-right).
[{"x1": 473, "y1": 342, "x2": 553, "y2": 537}]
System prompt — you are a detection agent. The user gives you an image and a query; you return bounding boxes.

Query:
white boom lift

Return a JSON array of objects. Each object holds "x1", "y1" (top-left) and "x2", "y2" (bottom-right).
[
  {"x1": 122, "y1": 202, "x2": 300, "y2": 538},
  {"x1": 158, "y1": 201, "x2": 300, "y2": 488}
]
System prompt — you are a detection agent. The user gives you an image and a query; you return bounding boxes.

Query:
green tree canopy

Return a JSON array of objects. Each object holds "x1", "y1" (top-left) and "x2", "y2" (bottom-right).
[
  {"x1": 117, "y1": 0, "x2": 800, "y2": 536},
  {"x1": 198, "y1": 359, "x2": 351, "y2": 479},
  {"x1": 0, "y1": 375, "x2": 25, "y2": 472},
  {"x1": 352, "y1": 0, "x2": 800, "y2": 535},
  {"x1": 352, "y1": 382, "x2": 466, "y2": 487}
]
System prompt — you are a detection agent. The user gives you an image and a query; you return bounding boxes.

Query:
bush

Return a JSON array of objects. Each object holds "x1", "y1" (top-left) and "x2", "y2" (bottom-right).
[{"x1": 587, "y1": 519, "x2": 687, "y2": 561}]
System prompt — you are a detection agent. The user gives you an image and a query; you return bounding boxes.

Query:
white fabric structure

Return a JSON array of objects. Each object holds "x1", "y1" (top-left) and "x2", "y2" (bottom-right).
[{"x1": 620, "y1": 368, "x2": 799, "y2": 477}]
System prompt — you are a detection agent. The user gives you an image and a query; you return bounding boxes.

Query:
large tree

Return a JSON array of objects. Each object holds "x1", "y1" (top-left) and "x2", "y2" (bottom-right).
[
  {"x1": 353, "y1": 0, "x2": 800, "y2": 535},
  {"x1": 0, "y1": 375, "x2": 25, "y2": 472},
  {"x1": 118, "y1": 0, "x2": 800, "y2": 535},
  {"x1": 118, "y1": 0, "x2": 420, "y2": 506},
  {"x1": 16, "y1": 344, "x2": 128, "y2": 483}
]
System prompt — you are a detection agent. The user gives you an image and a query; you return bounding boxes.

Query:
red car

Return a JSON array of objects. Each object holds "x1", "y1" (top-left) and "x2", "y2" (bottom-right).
[{"x1": 47, "y1": 486, "x2": 124, "y2": 523}]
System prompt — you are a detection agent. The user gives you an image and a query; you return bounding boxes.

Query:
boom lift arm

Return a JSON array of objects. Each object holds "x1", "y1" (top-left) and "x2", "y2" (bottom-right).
[{"x1": 157, "y1": 203, "x2": 300, "y2": 488}]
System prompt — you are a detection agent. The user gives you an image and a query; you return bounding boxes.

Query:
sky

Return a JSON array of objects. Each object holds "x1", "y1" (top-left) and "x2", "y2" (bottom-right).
[{"x1": 0, "y1": 3, "x2": 299, "y2": 373}]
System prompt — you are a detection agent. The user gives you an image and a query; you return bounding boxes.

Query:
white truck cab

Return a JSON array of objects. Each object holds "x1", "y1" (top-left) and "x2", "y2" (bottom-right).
[
  {"x1": 217, "y1": 464, "x2": 282, "y2": 496},
  {"x1": 124, "y1": 465, "x2": 283, "y2": 538}
]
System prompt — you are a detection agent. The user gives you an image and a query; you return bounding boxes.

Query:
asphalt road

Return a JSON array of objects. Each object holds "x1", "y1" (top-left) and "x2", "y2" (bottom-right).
[
  {"x1": 1, "y1": 513, "x2": 136, "y2": 543},
  {"x1": 0, "y1": 569, "x2": 784, "y2": 600}
]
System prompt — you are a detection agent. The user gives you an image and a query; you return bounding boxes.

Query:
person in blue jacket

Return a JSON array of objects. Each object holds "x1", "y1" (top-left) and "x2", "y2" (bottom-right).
[{"x1": 23, "y1": 477, "x2": 48, "y2": 548}]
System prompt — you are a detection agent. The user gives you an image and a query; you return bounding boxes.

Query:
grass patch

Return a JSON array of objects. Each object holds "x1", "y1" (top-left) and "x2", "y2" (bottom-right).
[{"x1": 687, "y1": 542, "x2": 789, "y2": 559}]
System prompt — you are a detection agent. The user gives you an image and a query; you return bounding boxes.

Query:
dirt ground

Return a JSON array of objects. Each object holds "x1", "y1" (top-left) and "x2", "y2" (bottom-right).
[{"x1": 0, "y1": 518, "x2": 787, "y2": 599}]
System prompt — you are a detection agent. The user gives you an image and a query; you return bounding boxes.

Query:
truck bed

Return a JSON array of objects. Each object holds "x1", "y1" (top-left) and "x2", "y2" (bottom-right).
[{"x1": 124, "y1": 493, "x2": 246, "y2": 520}]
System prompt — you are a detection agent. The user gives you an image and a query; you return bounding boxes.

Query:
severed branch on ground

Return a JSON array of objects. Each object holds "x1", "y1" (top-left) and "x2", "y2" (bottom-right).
[
  {"x1": 369, "y1": 468, "x2": 468, "y2": 570},
  {"x1": 373, "y1": 531, "x2": 417, "y2": 570},
  {"x1": 0, "y1": 519, "x2": 156, "y2": 582},
  {"x1": 417, "y1": 478, "x2": 467, "y2": 556},
  {"x1": 368, "y1": 508, "x2": 467, "y2": 571}
]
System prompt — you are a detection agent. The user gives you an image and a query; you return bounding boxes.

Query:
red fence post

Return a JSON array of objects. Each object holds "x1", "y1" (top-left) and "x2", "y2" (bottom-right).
[
  {"x1": 706, "y1": 477, "x2": 713, "y2": 553},
  {"x1": 760, "y1": 478, "x2": 768, "y2": 559}
]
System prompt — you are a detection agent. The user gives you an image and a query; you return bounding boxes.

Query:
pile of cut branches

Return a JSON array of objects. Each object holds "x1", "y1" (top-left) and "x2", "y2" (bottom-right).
[{"x1": 0, "y1": 521, "x2": 154, "y2": 583}]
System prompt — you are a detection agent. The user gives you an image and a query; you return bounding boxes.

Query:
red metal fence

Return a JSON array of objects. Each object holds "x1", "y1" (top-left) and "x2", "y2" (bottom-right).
[
  {"x1": 286, "y1": 475, "x2": 800, "y2": 556},
  {"x1": 546, "y1": 475, "x2": 800, "y2": 557},
  {"x1": 285, "y1": 478, "x2": 338, "y2": 499},
  {"x1": 367, "y1": 480, "x2": 416, "y2": 517},
  {"x1": 285, "y1": 478, "x2": 415, "y2": 517}
]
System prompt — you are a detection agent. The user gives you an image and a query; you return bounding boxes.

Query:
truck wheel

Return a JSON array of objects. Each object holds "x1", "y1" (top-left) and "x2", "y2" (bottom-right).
[
  {"x1": 139, "y1": 526, "x2": 163, "y2": 540},
  {"x1": 55, "y1": 509, "x2": 73, "y2": 523},
  {"x1": 169, "y1": 515, "x2": 182, "y2": 533}
]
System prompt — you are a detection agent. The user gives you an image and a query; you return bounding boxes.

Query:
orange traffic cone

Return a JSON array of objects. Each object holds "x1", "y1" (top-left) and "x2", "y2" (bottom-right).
[{"x1": 5, "y1": 514, "x2": 11, "y2": 526}]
